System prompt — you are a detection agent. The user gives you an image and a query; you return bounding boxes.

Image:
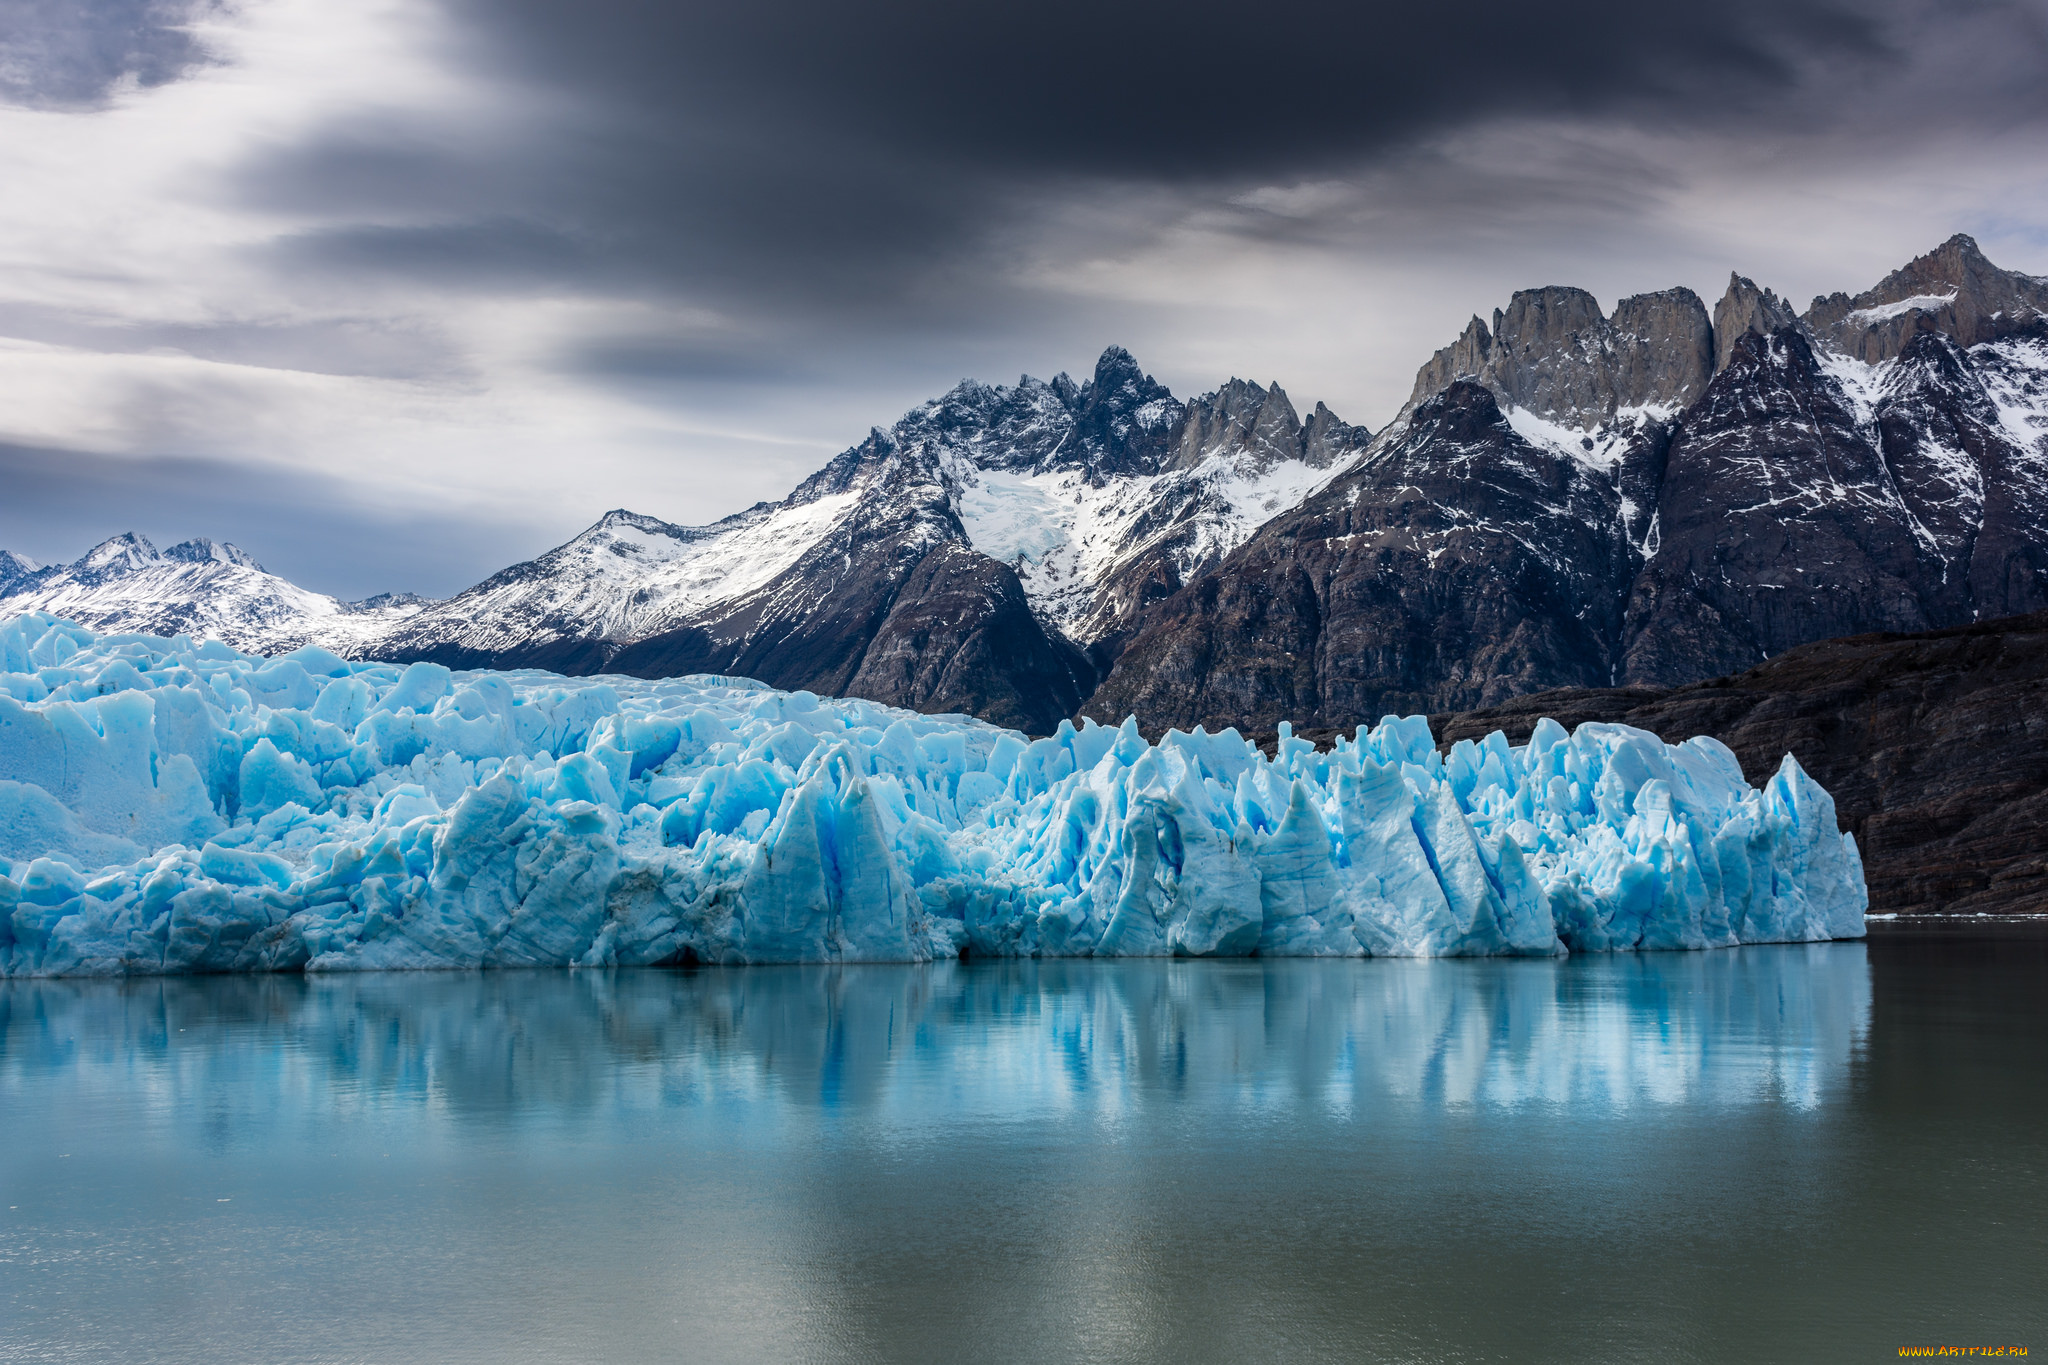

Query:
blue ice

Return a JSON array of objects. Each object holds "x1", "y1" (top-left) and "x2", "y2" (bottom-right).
[{"x1": 0, "y1": 613, "x2": 1866, "y2": 975}]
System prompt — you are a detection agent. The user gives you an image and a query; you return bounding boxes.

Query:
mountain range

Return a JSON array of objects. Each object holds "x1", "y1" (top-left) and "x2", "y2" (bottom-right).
[{"x1": 5, "y1": 233, "x2": 2045, "y2": 740}]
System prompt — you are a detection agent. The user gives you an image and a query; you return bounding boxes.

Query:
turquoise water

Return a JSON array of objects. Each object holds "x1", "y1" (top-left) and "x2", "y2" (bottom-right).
[{"x1": 2, "y1": 934, "x2": 2043, "y2": 1363}]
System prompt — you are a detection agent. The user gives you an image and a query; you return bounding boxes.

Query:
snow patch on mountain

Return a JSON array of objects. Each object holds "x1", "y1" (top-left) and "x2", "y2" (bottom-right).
[
  {"x1": 951, "y1": 452, "x2": 1341, "y2": 635},
  {"x1": 387, "y1": 493, "x2": 865, "y2": 657},
  {"x1": 1504, "y1": 403, "x2": 1675, "y2": 474},
  {"x1": 1847, "y1": 291, "x2": 1959, "y2": 326},
  {"x1": 1814, "y1": 350, "x2": 1890, "y2": 428},
  {"x1": 1975, "y1": 334, "x2": 2048, "y2": 468}
]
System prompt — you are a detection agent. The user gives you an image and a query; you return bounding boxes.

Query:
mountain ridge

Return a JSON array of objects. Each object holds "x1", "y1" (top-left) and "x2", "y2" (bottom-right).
[{"x1": 6, "y1": 233, "x2": 2047, "y2": 746}]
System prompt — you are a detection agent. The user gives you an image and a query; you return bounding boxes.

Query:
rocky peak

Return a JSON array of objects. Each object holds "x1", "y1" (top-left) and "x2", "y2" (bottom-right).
[
  {"x1": 1406, "y1": 285, "x2": 1711, "y2": 429},
  {"x1": 74, "y1": 532, "x2": 161, "y2": 577},
  {"x1": 1695, "y1": 325, "x2": 1836, "y2": 425},
  {"x1": 1300, "y1": 401, "x2": 1371, "y2": 469},
  {"x1": 1066, "y1": 345, "x2": 1182, "y2": 480},
  {"x1": 1712, "y1": 274, "x2": 1798, "y2": 372},
  {"x1": 164, "y1": 537, "x2": 263, "y2": 571},
  {"x1": 1168, "y1": 378, "x2": 1301, "y2": 472},
  {"x1": 1084, "y1": 344, "x2": 1147, "y2": 397},
  {"x1": 1497, "y1": 285, "x2": 1606, "y2": 348},
  {"x1": 1607, "y1": 287, "x2": 1715, "y2": 410},
  {"x1": 1406, "y1": 315, "x2": 1495, "y2": 411},
  {"x1": 1805, "y1": 233, "x2": 2048, "y2": 365},
  {"x1": 898, "y1": 372, "x2": 1075, "y2": 475}
]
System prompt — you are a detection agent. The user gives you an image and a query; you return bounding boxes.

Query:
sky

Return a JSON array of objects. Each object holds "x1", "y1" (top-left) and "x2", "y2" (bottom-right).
[{"x1": 1, "y1": 0, "x2": 2046, "y2": 599}]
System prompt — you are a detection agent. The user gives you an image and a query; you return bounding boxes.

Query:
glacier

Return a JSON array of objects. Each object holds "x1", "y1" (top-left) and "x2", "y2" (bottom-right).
[{"x1": 0, "y1": 613, "x2": 1866, "y2": 976}]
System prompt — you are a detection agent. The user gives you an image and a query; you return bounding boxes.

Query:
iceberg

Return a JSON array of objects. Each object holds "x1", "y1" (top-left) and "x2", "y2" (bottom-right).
[{"x1": 0, "y1": 613, "x2": 1866, "y2": 976}]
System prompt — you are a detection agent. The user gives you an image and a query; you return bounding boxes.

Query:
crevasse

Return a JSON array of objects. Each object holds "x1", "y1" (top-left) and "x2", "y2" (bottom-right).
[{"x1": 0, "y1": 613, "x2": 1866, "y2": 976}]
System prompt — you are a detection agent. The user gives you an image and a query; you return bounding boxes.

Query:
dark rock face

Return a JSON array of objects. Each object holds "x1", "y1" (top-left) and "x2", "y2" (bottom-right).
[
  {"x1": 1624, "y1": 324, "x2": 2048, "y2": 685},
  {"x1": 431, "y1": 430, "x2": 1098, "y2": 736},
  {"x1": 1083, "y1": 382, "x2": 1639, "y2": 732},
  {"x1": 1620, "y1": 328, "x2": 1937, "y2": 684},
  {"x1": 1406, "y1": 285, "x2": 1713, "y2": 425},
  {"x1": 1091, "y1": 243, "x2": 2048, "y2": 734},
  {"x1": 1430, "y1": 612, "x2": 2048, "y2": 918},
  {"x1": 1877, "y1": 329, "x2": 2048, "y2": 619}
]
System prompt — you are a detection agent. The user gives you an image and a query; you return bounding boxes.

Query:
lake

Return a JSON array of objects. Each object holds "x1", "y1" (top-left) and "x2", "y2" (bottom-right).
[{"x1": 3, "y1": 929, "x2": 2043, "y2": 1363}]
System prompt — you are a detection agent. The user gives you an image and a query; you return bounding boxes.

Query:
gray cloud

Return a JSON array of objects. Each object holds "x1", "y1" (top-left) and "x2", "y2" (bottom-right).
[
  {"x1": 0, "y1": 302, "x2": 465, "y2": 382},
  {"x1": 0, "y1": 0, "x2": 219, "y2": 107}
]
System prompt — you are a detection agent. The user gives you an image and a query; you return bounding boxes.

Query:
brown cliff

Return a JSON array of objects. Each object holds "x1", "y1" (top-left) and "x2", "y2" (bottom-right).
[{"x1": 1421, "y1": 612, "x2": 2048, "y2": 918}]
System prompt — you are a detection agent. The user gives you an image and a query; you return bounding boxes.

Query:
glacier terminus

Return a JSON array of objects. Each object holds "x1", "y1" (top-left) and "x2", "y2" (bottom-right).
[{"x1": 0, "y1": 613, "x2": 1865, "y2": 976}]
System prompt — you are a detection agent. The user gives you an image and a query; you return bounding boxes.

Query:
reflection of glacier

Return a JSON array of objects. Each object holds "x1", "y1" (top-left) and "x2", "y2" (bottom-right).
[
  {"x1": 0, "y1": 950, "x2": 1871, "y2": 1118},
  {"x1": 1, "y1": 616, "x2": 1864, "y2": 975}
]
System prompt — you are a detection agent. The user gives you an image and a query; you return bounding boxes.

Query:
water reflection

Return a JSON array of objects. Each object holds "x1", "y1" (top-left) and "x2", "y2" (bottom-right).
[
  {"x1": 7, "y1": 943, "x2": 2044, "y2": 1365},
  {"x1": 0, "y1": 947, "x2": 1869, "y2": 1123}
]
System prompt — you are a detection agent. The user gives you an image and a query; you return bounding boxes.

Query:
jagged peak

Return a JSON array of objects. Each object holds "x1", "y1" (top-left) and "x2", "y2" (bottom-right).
[
  {"x1": 75, "y1": 532, "x2": 161, "y2": 574},
  {"x1": 1801, "y1": 230, "x2": 2048, "y2": 364},
  {"x1": 1256, "y1": 382, "x2": 1300, "y2": 428},
  {"x1": 1408, "y1": 278, "x2": 1711, "y2": 422},
  {"x1": 939, "y1": 375, "x2": 999, "y2": 405},
  {"x1": 1713, "y1": 274, "x2": 1799, "y2": 372},
  {"x1": 1092, "y1": 344, "x2": 1139, "y2": 380},
  {"x1": 1080, "y1": 345, "x2": 1172, "y2": 409},
  {"x1": 0, "y1": 548, "x2": 40, "y2": 578},
  {"x1": 1716, "y1": 271, "x2": 1794, "y2": 308}
]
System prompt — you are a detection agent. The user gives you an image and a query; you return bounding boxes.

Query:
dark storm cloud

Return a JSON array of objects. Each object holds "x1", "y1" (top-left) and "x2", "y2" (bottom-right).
[
  {"x1": 451, "y1": 0, "x2": 1894, "y2": 176},
  {"x1": 0, "y1": 0, "x2": 218, "y2": 107},
  {"x1": 0, "y1": 443, "x2": 549, "y2": 600},
  {"x1": 233, "y1": 0, "x2": 2048, "y2": 353}
]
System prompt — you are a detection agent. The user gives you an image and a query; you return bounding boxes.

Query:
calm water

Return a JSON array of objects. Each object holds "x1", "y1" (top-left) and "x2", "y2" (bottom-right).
[{"x1": 2, "y1": 931, "x2": 2043, "y2": 1364}]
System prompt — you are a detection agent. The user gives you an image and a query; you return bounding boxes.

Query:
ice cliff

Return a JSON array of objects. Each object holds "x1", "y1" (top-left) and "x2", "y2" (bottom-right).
[{"x1": 0, "y1": 614, "x2": 1866, "y2": 976}]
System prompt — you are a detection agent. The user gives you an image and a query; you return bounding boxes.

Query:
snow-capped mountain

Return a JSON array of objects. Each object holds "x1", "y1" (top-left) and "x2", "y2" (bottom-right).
[
  {"x1": 6, "y1": 233, "x2": 2045, "y2": 738},
  {"x1": 1088, "y1": 235, "x2": 2048, "y2": 733},
  {"x1": 373, "y1": 346, "x2": 1368, "y2": 730},
  {"x1": 0, "y1": 534, "x2": 431, "y2": 655}
]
